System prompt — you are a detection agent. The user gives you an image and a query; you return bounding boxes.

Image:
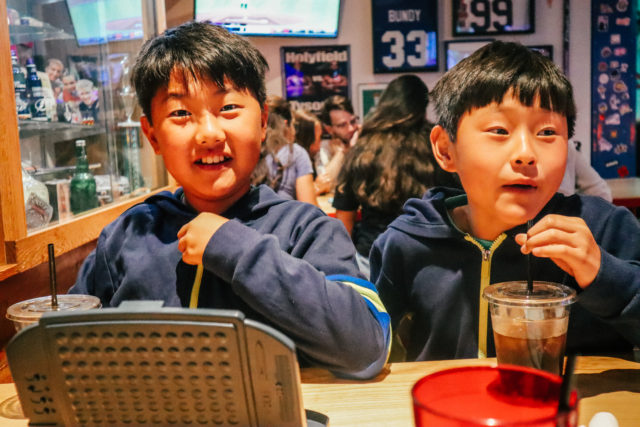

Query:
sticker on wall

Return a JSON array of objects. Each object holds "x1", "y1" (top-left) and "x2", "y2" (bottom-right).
[{"x1": 591, "y1": 0, "x2": 636, "y2": 178}]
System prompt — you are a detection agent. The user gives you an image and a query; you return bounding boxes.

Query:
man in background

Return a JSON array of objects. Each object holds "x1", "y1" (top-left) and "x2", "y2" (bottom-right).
[{"x1": 315, "y1": 95, "x2": 360, "y2": 195}]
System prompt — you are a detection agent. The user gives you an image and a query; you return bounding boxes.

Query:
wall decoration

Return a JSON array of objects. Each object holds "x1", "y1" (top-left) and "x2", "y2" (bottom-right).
[
  {"x1": 590, "y1": 0, "x2": 636, "y2": 179},
  {"x1": 527, "y1": 45, "x2": 554, "y2": 60},
  {"x1": 453, "y1": 0, "x2": 534, "y2": 36},
  {"x1": 281, "y1": 45, "x2": 351, "y2": 116},
  {"x1": 371, "y1": 0, "x2": 438, "y2": 73},
  {"x1": 444, "y1": 39, "x2": 493, "y2": 70},
  {"x1": 358, "y1": 83, "x2": 387, "y2": 119}
]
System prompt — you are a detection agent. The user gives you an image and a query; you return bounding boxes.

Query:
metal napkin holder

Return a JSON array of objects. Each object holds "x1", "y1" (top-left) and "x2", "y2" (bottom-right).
[{"x1": 7, "y1": 301, "x2": 324, "y2": 426}]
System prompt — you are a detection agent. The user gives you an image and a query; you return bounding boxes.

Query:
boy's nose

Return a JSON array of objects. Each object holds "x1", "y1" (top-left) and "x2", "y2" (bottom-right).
[
  {"x1": 511, "y1": 132, "x2": 536, "y2": 166},
  {"x1": 196, "y1": 114, "x2": 225, "y2": 145}
]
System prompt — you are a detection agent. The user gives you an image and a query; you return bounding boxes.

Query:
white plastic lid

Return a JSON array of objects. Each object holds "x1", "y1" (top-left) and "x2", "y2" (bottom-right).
[
  {"x1": 482, "y1": 281, "x2": 576, "y2": 307},
  {"x1": 6, "y1": 294, "x2": 101, "y2": 324}
]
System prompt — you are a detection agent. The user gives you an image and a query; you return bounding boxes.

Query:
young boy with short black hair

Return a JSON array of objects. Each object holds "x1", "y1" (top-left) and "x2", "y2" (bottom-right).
[
  {"x1": 70, "y1": 21, "x2": 390, "y2": 379},
  {"x1": 370, "y1": 41, "x2": 640, "y2": 362}
]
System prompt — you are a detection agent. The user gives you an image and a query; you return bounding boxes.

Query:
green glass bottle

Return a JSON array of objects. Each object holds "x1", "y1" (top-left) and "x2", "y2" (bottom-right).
[{"x1": 70, "y1": 140, "x2": 98, "y2": 214}]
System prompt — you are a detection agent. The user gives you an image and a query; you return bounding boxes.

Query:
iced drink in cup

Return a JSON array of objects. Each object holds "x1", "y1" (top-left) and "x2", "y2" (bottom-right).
[
  {"x1": 483, "y1": 281, "x2": 576, "y2": 375},
  {"x1": 6, "y1": 294, "x2": 101, "y2": 332}
]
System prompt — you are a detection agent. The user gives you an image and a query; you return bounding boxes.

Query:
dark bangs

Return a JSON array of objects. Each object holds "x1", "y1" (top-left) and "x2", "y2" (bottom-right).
[
  {"x1": 432, "y1": 41, "x2": 576, "y2": 140},
  {"x1": 132, "y1": 21, "x2": 268, "y2": 122}
]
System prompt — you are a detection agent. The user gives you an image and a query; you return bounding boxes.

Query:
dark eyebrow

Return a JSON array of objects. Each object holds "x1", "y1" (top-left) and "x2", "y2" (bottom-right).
[{"x1": 162, "y1": 85, "x2": 230, "y2": 103}]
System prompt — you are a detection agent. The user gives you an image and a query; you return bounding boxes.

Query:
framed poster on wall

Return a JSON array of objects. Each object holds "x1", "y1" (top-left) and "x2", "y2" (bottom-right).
[
  {"x1": 358, "y1": 83, "x2": 387, "y2": 119},
  {"x1": 453, "y1": 0, "x2": 535, "y2": 36},
  {"x1": 444, "y1": 39, "x2": 493, "y2": 70},
  {"x1": 281, "y1": 45, "x2": 351, "y2": 115},
  {"x1": 371, "y1": 0, "x2": 438, "y2": 73}
]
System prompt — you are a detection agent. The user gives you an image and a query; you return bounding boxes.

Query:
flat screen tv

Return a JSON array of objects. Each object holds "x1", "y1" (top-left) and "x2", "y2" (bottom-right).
[
  {"x1": 66, "y1": 0, "x2": 144, "y2": 46},
  {"x1": 194, "y1": 0, "x2": 341, "y2": 38}
]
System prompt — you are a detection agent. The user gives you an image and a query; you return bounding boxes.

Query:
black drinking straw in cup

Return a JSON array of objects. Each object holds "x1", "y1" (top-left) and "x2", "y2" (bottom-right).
[
  {"x1": 6, "y1": 244, "x2": 102, "y2": 331},
  {"x1": 556, "y1": 353, "x2": 578, "y2": 427},
  {"x1": 48, "y1": 243, "x2": 59, "y2": 309},
  {"x1": 527, "y1": 220, "x2": 534, "y2": 294},
  {"x1": 558, "y1": 354, "x2": 577, "y2": 412}
]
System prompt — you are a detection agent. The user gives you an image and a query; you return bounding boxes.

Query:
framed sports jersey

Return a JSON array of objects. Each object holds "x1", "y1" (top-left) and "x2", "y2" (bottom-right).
[
  {"x1": 453, "y1": 0, "x2": 535, "y2": 36},
  {"x1": 371, "y1": 0, "x2": 438, "y2": 73}
]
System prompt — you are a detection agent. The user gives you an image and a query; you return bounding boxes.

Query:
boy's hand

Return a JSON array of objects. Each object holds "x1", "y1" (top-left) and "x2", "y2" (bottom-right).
[
  {"x1": 514, "y1": 214, "x2": 601, "y2": 289},
  {"x1": 177, "y1": 213, "x2": 229, "y2": 265}
]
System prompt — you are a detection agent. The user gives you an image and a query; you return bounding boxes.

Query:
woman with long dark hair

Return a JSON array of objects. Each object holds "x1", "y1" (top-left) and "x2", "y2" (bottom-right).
[{"x1": 333, "y1": 74, "x2": 459, "y2": 277}]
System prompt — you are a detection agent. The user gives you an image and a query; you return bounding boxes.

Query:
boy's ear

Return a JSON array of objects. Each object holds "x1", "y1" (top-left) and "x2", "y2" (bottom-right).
[
  {"x1": 140, "y1": 115, "x2": 161, "y2": 155},
  {"x1": 430, "y1": 125, "x2": 457, "y2": 172},
  {"x1": 260, "y1": 103, "x2": 269, "y2": 141}
]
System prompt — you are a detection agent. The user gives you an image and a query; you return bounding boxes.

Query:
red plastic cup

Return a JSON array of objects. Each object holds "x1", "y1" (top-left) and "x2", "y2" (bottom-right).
[{"x1": 412, "y1": 365, "x2": 578, "y2": 426}]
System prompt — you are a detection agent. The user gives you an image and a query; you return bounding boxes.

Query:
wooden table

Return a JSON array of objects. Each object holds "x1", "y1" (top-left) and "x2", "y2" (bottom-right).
[
  {"x1": 301, "y1": 356, "x2": 640, "y2": 427},
  {"x1": 0, "y1": 355, "x2": 637, "y2": 426}
]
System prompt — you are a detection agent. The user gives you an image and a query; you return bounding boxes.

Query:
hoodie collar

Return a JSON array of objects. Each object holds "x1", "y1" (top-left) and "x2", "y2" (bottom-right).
[
  {"x1": 144, "y1": 185, "x2": 289, "y2": 221},
  {"x1": 389, "y1": 187, "x2": 565, "y2": 240}
]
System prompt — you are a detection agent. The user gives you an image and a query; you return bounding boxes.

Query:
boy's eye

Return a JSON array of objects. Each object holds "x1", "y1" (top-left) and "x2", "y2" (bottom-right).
[
  {"x1": 488, "y1": 127, "x2": 509, "y2": 135},
  {"x1": 170, "y1": 110, "x2": 190, "y2": 117},
  {"x1": 221, "y1": 104, "x2": 239, "y2": 112},
  {"x1": 538, "y1": 128, "x2": 557, "y2": 136}
]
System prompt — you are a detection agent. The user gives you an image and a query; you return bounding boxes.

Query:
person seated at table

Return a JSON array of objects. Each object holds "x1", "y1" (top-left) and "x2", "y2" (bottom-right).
[
  {"x1": 332, "y1": 74, "x2": 460, "y2": 279},
  {"x1": 558, "y1": 140, "x2": 612, "y2": 201},
  {"x1": 293, "y1": 108, "x2": 324, "y2": 175},
  {"x1": 314, "y1": 95, "x2": 360, "y2": 195},
  {"x1": 370, "y1": 41, "x2": 640, "y2": 362},
  {"x1": 251, "y1": 96, "x2": 317, "y2": 206},
  {"x1": 69, "y1": 21, "x2": 390, "y2": 380}
]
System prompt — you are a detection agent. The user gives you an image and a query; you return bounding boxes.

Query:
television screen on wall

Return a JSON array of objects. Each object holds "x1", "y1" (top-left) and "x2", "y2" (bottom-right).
[
  {"x1": 194, "y1": 0, "x2": 341, "y2": 38},
  {"x1": 66, "y1": 0, "x2": 144, "y2": 46}
]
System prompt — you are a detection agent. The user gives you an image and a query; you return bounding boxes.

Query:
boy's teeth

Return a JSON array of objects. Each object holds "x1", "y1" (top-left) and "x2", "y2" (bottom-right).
[{"x1": 201, "y1": 155, "x2": 225, "y2": 164}]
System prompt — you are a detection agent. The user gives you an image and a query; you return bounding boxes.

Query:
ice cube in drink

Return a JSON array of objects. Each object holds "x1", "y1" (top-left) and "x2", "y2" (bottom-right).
[{"x1": 493, "y1": 319, "x2": 567, "y2": 375}]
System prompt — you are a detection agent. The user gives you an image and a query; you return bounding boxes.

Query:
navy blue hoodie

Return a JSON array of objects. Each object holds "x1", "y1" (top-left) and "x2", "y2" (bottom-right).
[
  {"x1": 371, "y1": 187, "x2": 640, "y2": 361},
  {"x1": 70, "y1": 185, "x2": 390, "y2": 378}
]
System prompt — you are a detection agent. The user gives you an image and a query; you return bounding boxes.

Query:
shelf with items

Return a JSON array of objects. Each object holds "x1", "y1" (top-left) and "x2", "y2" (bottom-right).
[
  {"x1": 18, "y1": 119, "x2": 103, "y2": 142},
  {"x1": 0, "y1": 0, "x2": 170, "y2": 279},
  {"x1": 9, "y1": 23, "x2": 74, "y2": 44}
]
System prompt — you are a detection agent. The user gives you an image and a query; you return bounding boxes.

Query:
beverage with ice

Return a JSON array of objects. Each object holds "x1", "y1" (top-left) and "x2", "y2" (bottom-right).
[
  {"x1": 493, "y1": 320, "x2": 567, "y2": 374},
  {"x1": 483, "y1": 281, "x2": 576, "y2": 375}
]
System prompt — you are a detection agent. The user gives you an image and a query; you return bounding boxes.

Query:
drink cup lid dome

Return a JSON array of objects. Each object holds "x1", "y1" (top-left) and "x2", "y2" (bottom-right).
[
  {"x1": 6, "y1": 294, "x2": 101, "y2": 324},
  {"x1": 483, "y1": 281, "x2": 576, "y2": 307}
]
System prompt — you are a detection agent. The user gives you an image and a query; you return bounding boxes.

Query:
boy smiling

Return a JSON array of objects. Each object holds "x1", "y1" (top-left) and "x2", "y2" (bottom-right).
[
  {"x1": 70, "y1": 22, "x2": 390, "y2": 379},
  {"x1": 371, "y1": 41, "x2": 640, "y2": 362}
]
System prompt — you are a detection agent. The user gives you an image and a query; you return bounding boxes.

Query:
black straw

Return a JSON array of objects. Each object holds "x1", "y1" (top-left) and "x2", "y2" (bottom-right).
[
  {"x1": 526, "y1": 220, "x2": 533, "y2": 294},
  {"x1": 558, "y1": 353, "x2": 577, "y2": 414},
  {"x1": 48, "y1": 243, "x2": 58, "y2": 309}
]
